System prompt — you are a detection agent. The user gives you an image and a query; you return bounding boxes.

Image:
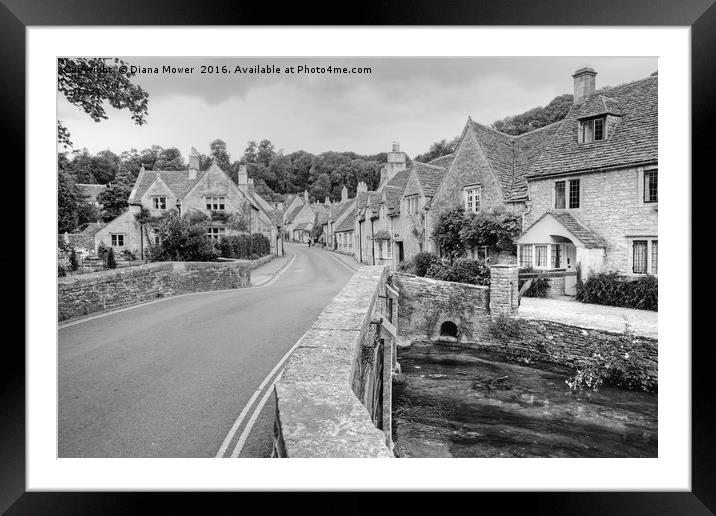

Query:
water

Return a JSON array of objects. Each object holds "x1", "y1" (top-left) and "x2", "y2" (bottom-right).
[{"x1": 392, "y1": 343, "x2": 657, "y2": 458}]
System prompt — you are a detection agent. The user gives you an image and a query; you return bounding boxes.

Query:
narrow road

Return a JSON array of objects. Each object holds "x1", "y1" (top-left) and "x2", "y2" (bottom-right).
[{"x1": 58, "y1": 244, "x2": 358, "y2": 457}]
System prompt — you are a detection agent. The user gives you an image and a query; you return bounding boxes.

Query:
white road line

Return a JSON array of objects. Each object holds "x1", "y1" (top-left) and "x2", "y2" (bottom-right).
[
  {"x1": 230, "y1": 370, "x2": 283, "y2": 458},
  {"x1": 215, "y1": 329, "x2": 309, "y2": 458},
  {"x1": 58, "y1": 253, "x2": 296, "y2": 330}
]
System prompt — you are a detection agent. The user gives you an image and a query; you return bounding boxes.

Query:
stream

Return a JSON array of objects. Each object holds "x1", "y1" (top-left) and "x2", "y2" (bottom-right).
[{"x1": 392, "y1": 342, "x2": 657, "y2": 458}]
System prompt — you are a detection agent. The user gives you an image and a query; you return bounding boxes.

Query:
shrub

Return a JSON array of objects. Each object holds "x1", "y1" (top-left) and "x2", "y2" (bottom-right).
[
  {"x1": 522, "y1": 277, "x2": 549, "y2": 298},
  {"x1": 425, "y1": 258, "x2": 490, "y2": 286},
  {"x1": 412, "y1": 252, "x2": 442, "y2": 276},
  {"x1": 577, "y1": 272, "x2": 657, "y2": 311},
  {"x1": 106, "y1": 248, "x2": 117, "y2": 269},
  {"x1": 58, "y1": 264, "x2": 67, "y2": 277},
  {"x1": 488, "y1": 314, "x2": 524, "y2": 341},
  {"x1": 149, "y1": 212, "x2": 219, "y2": 262},
  {"x1": 69, "y1": 248, "x2": 79, "y2": 271},
  {"x1": 566, "y1": 321, "x2": 655, "y2": 392},
  {"x1": 218, "y1": 233, "x2": 271, "y2": 259}
]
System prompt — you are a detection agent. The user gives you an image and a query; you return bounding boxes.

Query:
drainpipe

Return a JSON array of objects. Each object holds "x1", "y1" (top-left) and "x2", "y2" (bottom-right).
[{"x1": 371, "y1": 218, "x2": 375, "y2": 265}]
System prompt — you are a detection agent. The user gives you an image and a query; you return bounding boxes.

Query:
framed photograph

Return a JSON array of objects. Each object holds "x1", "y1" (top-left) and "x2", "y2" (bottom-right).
[{"x1": 6, "y1": 0, "x2": 711, "y2": 512}]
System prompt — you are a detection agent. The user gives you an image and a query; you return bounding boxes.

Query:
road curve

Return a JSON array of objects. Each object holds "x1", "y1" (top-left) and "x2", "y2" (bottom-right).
[{"x1": 58, "y1": 244, "x2": 356, "y2": 457}]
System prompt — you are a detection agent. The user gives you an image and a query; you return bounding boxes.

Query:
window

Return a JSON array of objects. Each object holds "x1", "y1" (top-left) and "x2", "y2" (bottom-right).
[
  {"x1": 519, "y1": 245, "x2": 533, "y2": 268},
  {"x1": 385, "y1": 241, "x2": 392, "y2": 258},
  {"x1": 651, "y1": 240, "x2": 658, "y2": 274},
  {"x1": 463, "y1": 186, "x2": 481, "y2": 213},
  {"x1": 644, "y1": 169, "x2": 658, "y2": 203},
  {"x1": 110, "y1": 234, "x2": 124, "y2": 247},
  {"x1": 632, "y1": 240, "x2": 648, "y2": 274},
  {"x1": 405, "y1": 196, "x2": 419, "y2": 215},
  {"x1": 551, "y1": 244, "x2": 562, "y2": 268},
  {"x1": 579, "y1": 117, "x2": 607, "y2": 143},
  {"x1": 569, "y1": 179, "x2": 580, "y2": 209},
  {"x1": 593, "y1": 117, "x2": 605, "y2": 141},
  {"x1": 152, "y1": 196, "x2": 167, "y2": 210},
  {"x1": 535, "y1": 245, "x2": 548, "y2": 268},
  {"x1": 554, "y1": 181, "x2": 566, "y2": 209},
  {"x1": 206, "y1": 227, "x2": 225, "y2": 241},
  {"x1": 205, "y1": 196, "x2": 226, "y2": 211}
]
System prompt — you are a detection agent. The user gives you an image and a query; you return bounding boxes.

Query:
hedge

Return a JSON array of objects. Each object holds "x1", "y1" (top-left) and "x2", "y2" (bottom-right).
[
  {"x1": 576, "y1": 272, "x2": 657, "y2": 311},
  {"x1": 219, "y1": 233, "x2": 271, "y2": 259}
]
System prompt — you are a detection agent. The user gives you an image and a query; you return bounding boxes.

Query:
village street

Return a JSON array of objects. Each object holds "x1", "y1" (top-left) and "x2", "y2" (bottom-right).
[{"x1": 58, "y1": 243, "x2": 358, "y2": 458}]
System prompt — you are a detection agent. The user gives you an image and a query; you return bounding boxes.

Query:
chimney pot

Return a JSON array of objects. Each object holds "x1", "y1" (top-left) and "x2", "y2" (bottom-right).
[
  {"x1": 572, "y1": 66, "x2": 597, "y2": 104},
  {"x1": 188, "y1": 147, "x2": 200, "y2": 171}
]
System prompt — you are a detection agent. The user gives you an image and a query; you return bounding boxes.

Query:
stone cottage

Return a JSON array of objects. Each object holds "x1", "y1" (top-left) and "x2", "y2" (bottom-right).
[
  {"x1": 94, "y1": 148, "x2": 283, "y2": 258},
  {"x1": 517, "y1": 68, "x2": 658, "y2": 291}
]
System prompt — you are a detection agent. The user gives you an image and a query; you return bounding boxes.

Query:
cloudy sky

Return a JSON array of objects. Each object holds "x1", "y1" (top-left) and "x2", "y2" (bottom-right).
[{"x1": 58, "y1": 56, "x2": 657, "y2": 159}]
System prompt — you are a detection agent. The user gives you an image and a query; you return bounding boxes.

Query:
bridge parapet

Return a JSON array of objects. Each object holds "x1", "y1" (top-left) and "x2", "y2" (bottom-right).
[{"x1": 273, "y1": 265, "x2": 395, "y2": 458}]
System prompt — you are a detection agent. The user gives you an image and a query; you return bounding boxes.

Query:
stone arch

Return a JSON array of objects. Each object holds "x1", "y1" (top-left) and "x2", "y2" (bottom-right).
[{"x1": 439, "y1": 320, "x2": 458, "y2": 340}]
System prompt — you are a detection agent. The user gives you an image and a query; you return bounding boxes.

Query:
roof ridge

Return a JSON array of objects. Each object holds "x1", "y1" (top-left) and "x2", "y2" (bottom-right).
[{"x1": 512, "y1": 119, "x2": 564, "y2": 139}]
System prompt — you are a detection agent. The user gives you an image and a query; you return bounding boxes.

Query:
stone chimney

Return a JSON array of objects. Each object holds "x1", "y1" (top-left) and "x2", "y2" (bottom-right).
[
  {"x1": 357, "y1": 181, "x2": 368, "y2": 193},
  {"x1": 238, "y1": 164, "x2": 248, "y2": 186},
  {"x1": 325, "y1": 195, "x2": 331, "y2": 205},
  {"x1": 572, "y1": 66, "x2": 597, "y2": 104},
  {"x1": 247, "y1": 177, "x2": 255, "y2": 194},
  {"x1": 341, "y1": 186, "x2": 348, "y2": 202},
  {"x1": 381, "y1": 141, "x2": 406, "y2": 185},
  {"x1": 304, "y1": 190, "x2": 309, "y2": 202}
]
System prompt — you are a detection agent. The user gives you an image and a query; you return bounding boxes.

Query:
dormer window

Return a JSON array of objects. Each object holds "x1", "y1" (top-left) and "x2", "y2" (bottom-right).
[
  {"x1": 579, "y1": 116, "x2": 606, "y2": 143},
  {"x1": 463, "y1": 185, "x2": 481, "y2": 213}
]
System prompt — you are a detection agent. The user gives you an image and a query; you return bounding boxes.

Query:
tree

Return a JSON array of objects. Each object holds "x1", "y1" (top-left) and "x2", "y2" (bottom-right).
[
  {"x1": 413, "y1": 137, "x2": 459, "y2": 163},
  {"x1": 97, "y1": 168, "x2": 134, "y2": 221},
  {"x1": 310, "y1": 173, "x2": 331, "y2": 201},
  {"x1": 57, "y1": 58, "x2": 150, "y2": 147},
  {"x1": 150, "y1": 211, "x2": 219, "y2": 262},
  {"x1": 106, "y1": 248, "x2": 117, "y2": 269},
  {"x1": 57, "y1": 168, "x2": 100, "y2": 233},
  {"x1": 433, "y1": 207, "x2": 467, "y2": 263},
  {"x1": 492, "y1": 93, "x2": 573, "y2": 135},
  {"x1": 459, "y1": 207, "x2": 522, "y2": 255},
  {"x1": 209, "y1": 139, "x2": 232, "y2": 172},
  {"x1": 226, "y1": 201, "x2": 253, "y2": 234},
  {"x1": 154, "y1": 147, "x2": 185, "y2": 170}
]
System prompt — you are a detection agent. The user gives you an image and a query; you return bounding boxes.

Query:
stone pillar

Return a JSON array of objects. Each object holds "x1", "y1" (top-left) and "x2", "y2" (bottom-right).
[{"x1": 489, "y1": 264, "x2": 519, "y2": 317}]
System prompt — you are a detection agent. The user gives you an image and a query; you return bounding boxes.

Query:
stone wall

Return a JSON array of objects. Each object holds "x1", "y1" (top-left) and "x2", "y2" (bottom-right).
[
  {"x1": 394, "y1": 265, "x2": 657, "y2": 387},
  {"x1": 57, "y1": 255, "x2": 274, "y2": 321},
  {"x1": 524, "y1": 166, "x2": 658, "y2": 275},
  {"x1": 273, "y1": 265, "x2": 394, "y2": 458},
  {"x1": 392, "y1": 272, "x2": 490, "y2": 348}
]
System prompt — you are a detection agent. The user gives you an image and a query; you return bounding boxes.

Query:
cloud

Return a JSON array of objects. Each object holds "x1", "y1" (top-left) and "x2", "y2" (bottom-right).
[{"x1": 59, "y1": 56, "x2": 657, "y2": 158}]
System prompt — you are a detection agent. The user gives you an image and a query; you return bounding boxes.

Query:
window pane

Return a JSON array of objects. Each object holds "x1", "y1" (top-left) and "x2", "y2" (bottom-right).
[
  {"x1": 519, "y1": 246, "x2": 533, "y2": 267},
  {"x1": 569, "y1": 179, "x2": 580, "y2": 209},
  {"x1": 535, "y1": 245, "x2": 548, "y2": 267},
  {"x1": 651, "y1": 240, "x2": 658, "y2": 274},
  {"x1": 594, "y1": 118, "x2": 604, "y2": 140},
  {"x1": 551, "y1": 244, "x2": 561, "y2": 268},
  {"x1": 633, "y1": 240, "x2": 648, "y2": 274},
  {"x1": 555, "y1": 181, "x2": 566, "y2": 209},
  {"x1": 645, "y1": 170, "x2": 658, "y2": 203}
]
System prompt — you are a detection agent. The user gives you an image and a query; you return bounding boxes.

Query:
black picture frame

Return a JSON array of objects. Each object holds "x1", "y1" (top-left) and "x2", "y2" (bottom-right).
[{"x1": 4, "y1": 0, "x2": 710, "y2": 513}]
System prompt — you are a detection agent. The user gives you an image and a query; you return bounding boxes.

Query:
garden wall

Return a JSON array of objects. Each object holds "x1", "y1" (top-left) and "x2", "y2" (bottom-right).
[
  {"x1": 273, "y1": 265, "x2": 394, "y2": 458},
  {"x1": 57, "y1": 255, "x2": 274, "y2": 321},
  {"x1": 393, "y1": 266, "x2": 657, "y2": 387}
]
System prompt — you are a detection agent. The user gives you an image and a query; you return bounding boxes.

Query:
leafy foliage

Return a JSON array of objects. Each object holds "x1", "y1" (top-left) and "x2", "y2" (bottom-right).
[
  {"x1": 106, "y1": 248, "x2": 117, "y2": 269},
  {"x1": 219, "y1": 234, "x2": 271, "y2": 259},
  {"x1": 433, "y1": 207, "x2": 522, "y2": 261},
  {"x1": 57, "y1": 167, "x2": 100, "y2": 233},
  {"x1": 459, "y1": 207, "x2": 522, "y2": 254},
  {"x1": 433, "y1": 208, "x2": 466, "y2": 263},
  {"x1": 566, "y1": 321, "x2": 656, "y2": 392},
  {"x1": 522, "y1": 277, "x2": 549, "y2": 298},
  {"x1": 492, "y1": 94, "x2": 573, "y2": 136},
  {"x1": 148, "y1": 211, "x2": 219, "y2": 262},
  {"x1": 413, "y1": 136, "x2": 459, "y2": 163},
  {"x1": 488, "y1": 314, "x2": 525, "y2": 341},
  {"x1": 69, "y1": 248, "x2": 79, "y2": 271},
  {"x1": 577, "y1": 272, "x2": 657, "y2": 311},
  {"x1": 397, "y1": 251, "x2": 442, "y2": 276},
  {"x1": 57, "y1": 58, "x2": 150, "y2": 147},
  {"x1": 425, "y1": 258, "x2": 490, "y2": 286}
]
